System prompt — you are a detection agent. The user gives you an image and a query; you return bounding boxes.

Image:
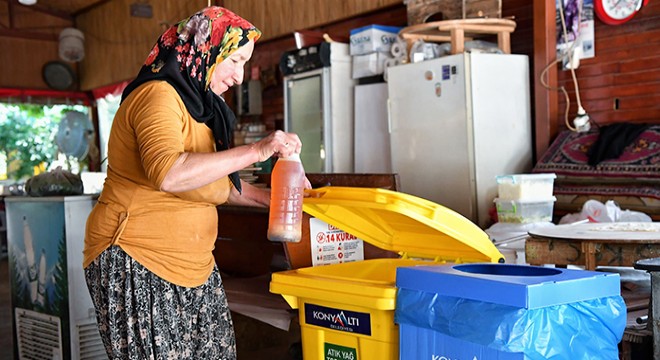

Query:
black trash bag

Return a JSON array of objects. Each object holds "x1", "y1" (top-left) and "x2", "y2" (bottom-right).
[{"x1": 25, "y1": 167, "x2": 84, "y2": 196}]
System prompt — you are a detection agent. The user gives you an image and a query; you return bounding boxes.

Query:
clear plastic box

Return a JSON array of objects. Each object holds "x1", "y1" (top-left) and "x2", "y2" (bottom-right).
[
  {"x1": 496, "y1": 173, "x2": 556, "y2": 200},
  {"x1": 494, "y1": 197, "x2": 556, "y2": 223}
]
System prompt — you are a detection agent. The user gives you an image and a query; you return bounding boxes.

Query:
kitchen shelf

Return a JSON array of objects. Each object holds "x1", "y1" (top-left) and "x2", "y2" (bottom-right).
[{"x1": 399, "y1": 18, "x2": 516, "y2": 59}]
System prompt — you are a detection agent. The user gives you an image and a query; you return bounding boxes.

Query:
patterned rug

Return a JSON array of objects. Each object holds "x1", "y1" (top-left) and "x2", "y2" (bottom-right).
[{"x1": 533, "y1": 125, "x2": 660, "y2": 201}]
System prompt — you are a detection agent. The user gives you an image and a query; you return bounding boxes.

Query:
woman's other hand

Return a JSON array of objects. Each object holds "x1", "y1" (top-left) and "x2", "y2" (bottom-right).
[{"x1": 253, "y1": 130, "x2": 302, "y2": 161}]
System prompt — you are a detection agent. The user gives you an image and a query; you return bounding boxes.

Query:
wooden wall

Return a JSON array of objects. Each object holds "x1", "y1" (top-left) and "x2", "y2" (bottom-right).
[
  {"x1": 0, "y1": 4, "x2": 72, "y2": 89},
  {"x1": 556, "y1": 2, "x2": 660, "y2": 128},
  {"x1": 76, "y1": 0, "x2": 207, "y2": 91},
  {"x1": 76, "y1": 0, "x2": 402, "y2": 91},
  {"x1": 224, "y1": 0, "x2": 401, "y2": 41}
]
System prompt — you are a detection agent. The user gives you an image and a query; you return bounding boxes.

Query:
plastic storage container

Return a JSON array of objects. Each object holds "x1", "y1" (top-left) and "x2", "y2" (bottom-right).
[
  {"x1": 270, "y1": 187, "x2": 504, "y2": 360},
  {"x1": 494, "y1": 197, "x2": 556, "y2": 223},
  {"x1": 495, "y1": 173, "x2": 556, "y2": 200},
  {"x1": 395, "y1": 263, "x2": 626, "y2": 359}
]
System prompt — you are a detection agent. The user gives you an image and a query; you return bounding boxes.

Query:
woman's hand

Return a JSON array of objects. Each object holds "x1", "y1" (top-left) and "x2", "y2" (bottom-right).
[
  {"x1": 228, "y1": 180, "x2": 270, "y2": 207},
  {"x1": 253, "y1": 130, "x2": 302, "y2": 162}
]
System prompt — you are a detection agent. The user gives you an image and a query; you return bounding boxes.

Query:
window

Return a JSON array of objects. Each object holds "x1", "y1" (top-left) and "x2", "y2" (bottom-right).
[
  {"x1": 0, "y1": 103, "x2": 90, "y2": 183},
  {"x1": 95, "y1": 93, "x2": 121, "y2": 173}
]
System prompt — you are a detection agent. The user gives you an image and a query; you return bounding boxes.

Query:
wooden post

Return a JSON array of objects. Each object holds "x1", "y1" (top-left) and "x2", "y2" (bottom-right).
[
  {"x1": 533, "y1": 0, "x2": 558, "y2": 162},
  {"x1": 451, "y1": 28, "x2": 465, "y2": 54}
]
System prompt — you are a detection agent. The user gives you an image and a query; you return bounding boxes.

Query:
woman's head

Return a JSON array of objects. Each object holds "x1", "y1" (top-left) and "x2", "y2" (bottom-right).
[
  {"x1": 120, "y1": 6, "x2": 261, "y2": 194},
  {"x1": 209, "y1": 39, "x2": 254, "y2": 95},
  {"x1": 141, "y1": 6, "x2": 260, "y2": 96}
]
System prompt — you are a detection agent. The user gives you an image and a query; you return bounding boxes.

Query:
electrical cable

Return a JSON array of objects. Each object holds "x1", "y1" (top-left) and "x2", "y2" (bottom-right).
[
  {"x1": 539, "y1": 1, "x2": 593, "y2": 132},
  {"x1": 559, "y1": 1, "x2": 592, "y2": 132},
  {"x1": 540, "y1": 53, "x2": 575, "y2": 131}
]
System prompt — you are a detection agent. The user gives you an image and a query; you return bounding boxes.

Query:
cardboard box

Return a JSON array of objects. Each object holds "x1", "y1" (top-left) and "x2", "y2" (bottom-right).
[
  {"x1": 349, "y1": 25, "x2": 402, "y2": 56},
  {"x1": 352, "y1": 52, "x2": 391, "y2": 79}
]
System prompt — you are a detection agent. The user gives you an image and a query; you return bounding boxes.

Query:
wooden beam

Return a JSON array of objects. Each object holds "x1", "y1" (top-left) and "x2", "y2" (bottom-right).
[
  {"x1": 7, "y1": 0, "x2": 15, "y2": 28},
  {"x1": 532, "y1": 0, "x2": 558, "y2": 162},
  {"x1": 0, "y1": 27, "x2": 57, "y2": 41},
  {"x1": 72, "y1": 0, "x2": 114, "y2": 17},
  {"x1": 5, "y1": 0, "x2": 74, "y2": 21}
]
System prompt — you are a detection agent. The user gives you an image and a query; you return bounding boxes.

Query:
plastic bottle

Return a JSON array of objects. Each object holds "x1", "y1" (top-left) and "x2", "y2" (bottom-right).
[{"x1": 267, "y1": 153, "x2": 305, "y2": 242}]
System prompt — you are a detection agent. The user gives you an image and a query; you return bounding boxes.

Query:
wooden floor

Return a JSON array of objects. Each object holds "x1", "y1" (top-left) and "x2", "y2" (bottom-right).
[{"x1": 0, "y1": 255, "x2": 300, "y2": 360}]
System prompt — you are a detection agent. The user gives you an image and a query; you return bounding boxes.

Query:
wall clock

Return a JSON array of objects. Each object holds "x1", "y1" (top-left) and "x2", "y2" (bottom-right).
[{"x1": 595, "y1": 0, "x2": 649, "y2": 25}]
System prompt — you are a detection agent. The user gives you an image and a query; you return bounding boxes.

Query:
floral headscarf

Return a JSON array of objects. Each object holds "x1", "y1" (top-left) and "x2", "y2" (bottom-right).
[{"x1": 121, "y1": 6, "x2": 261, "y2": 193}]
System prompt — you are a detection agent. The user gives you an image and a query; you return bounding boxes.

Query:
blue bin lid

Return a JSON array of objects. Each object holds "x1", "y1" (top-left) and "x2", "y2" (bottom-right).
[{"x1": 396, "y1": 263, "x2": 621, "y2": 309}]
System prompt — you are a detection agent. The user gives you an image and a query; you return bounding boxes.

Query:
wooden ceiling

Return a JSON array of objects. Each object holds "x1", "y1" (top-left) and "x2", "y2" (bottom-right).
[{"x1": 0, "y1": 0, "x2": 111, "y2": 41}]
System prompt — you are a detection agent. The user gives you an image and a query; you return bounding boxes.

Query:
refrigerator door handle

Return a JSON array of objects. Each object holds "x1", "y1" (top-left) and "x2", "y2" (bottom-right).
[{"x1": 387, "y1": 98, "x2": 392, "y2": 134}]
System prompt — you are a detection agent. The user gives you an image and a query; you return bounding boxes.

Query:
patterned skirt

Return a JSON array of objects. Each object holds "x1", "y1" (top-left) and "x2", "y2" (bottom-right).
[{"x1": 84, "y1": 246, "x2": 236, "y2": 360}]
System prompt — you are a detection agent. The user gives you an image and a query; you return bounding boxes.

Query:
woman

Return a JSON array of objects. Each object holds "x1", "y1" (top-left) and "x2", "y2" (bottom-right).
[{"x1": 83, "y1": 6, "x2": 303, "y2": 359}]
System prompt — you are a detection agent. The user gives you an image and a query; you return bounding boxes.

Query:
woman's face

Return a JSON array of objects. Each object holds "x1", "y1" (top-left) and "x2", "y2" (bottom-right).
[{"x1": 209, "y1": 40, "x2": 255, "y2": 96}]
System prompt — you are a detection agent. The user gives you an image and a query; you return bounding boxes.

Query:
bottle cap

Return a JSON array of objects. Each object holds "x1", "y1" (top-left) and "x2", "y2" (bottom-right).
[{"x1": 283, "y1": 152, "x2": 300, "y2": 161}]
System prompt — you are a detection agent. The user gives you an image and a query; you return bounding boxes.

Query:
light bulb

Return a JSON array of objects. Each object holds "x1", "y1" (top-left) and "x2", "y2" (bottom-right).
[{"x1": 18, "y1": 0, "x2": 37, "y2": 5}]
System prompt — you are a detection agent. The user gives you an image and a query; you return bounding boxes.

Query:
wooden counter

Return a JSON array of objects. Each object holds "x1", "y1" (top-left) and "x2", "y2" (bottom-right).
[{"x1": 526, "y1": 222, "x2": 660, "y2": 270}]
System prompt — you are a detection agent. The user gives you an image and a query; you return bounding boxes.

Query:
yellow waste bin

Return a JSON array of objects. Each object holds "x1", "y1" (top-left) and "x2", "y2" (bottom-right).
[{"x1": 270, "y1": 187, "x2": 504, "y2": 360}]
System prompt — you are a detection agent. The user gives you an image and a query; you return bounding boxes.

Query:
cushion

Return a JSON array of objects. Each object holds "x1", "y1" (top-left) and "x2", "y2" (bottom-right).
[
  {"x1": 533, "y1": 125, "x2": 660, "y2": 184},
  {"x1": 533, "y1": 125, "x2": 660, "y2": 221}
]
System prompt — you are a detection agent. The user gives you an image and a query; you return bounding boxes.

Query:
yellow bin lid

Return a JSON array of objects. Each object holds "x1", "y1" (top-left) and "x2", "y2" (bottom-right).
[
  {"x1": 270, "y1": 187, "x2": 504, "y2": 311},
  {"x1": 302, "y1": 186, "x2": 504, "y2": 263}
]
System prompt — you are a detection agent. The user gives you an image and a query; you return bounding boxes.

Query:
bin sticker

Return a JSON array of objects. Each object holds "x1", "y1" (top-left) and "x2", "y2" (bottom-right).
[
  {"x1": 305, "y1": 303, "x2": 371, "y2": 336},
  {"x1": 324, "y1": 342, "x2": 357, "y2": 360},
  {"x1": 310, "y1": 218, "x2": 364, "y2": 267}
]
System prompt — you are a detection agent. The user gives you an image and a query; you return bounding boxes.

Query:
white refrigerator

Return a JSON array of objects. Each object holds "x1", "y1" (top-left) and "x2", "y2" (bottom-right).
[
  {"x1": 354, "y1": 82, "x2": 391, "y2": 173},
  {"x1": 282, "y1": 42, "x2": 355, "y2": 173},
  {"x1": 387, "y1": 53, "x2": 532, "y2": 228}
]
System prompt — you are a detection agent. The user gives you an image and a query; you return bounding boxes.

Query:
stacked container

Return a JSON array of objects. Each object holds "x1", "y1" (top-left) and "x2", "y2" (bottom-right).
[
  {"x1": 349, "y1": 25, "x2": 401, "y2": 79},
  {"x1": 493, "y1": 173, "x2": 557, "y2": 223}
]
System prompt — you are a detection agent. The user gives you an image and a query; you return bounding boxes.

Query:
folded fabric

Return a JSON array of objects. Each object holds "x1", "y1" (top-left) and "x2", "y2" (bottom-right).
[{"x1": 587, "y1": 123, "x2": 649, "y2": 166}]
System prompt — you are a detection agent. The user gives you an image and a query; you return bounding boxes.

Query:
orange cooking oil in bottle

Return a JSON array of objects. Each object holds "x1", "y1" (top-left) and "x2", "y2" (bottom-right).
[{"x1": 268, "y1": 153, "x2": 305, "y2": 242}]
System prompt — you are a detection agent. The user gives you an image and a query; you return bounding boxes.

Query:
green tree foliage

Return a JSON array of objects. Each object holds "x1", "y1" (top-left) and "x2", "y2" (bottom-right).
[
  {"x1": 0, "y1": 103, "x2": 89, "y2": 180},
  {"x1": 0, "y1": 104, "x2": 59, "y2": 180}
]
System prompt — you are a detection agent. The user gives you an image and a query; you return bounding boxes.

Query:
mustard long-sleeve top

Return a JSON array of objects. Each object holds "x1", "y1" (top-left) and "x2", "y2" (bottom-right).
[{"x1": 83, "y1": 81, "x2": 231, "y2": 287}]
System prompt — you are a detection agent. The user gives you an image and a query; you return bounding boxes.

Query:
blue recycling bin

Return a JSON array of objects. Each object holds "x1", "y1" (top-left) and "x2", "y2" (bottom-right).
[{"x1": 395, "y1": 264, "x2": 626, "y2": 360}]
